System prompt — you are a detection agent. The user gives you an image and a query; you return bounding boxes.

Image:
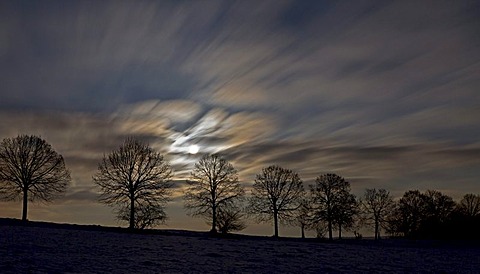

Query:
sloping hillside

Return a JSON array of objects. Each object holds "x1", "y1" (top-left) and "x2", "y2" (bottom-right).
[{"x1": 1, "y1": 219, "x2": 479, "y2": 273}]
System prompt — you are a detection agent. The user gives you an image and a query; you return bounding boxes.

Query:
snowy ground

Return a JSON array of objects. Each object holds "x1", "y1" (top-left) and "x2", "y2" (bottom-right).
[{"x1": 1, "y1": 222, "x2": 479, "y2": 273}]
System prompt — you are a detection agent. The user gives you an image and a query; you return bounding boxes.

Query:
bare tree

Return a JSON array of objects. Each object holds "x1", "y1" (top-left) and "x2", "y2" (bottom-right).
[
  {"x1": 423, "y1": 190, "x2": 455, "y2": 222},
  {"x1": 93, "y1": 138, "x2": 173, "y2": 230},
  {"x1": 387, "y1": 190, "x2": 457, "y2": 238},
  {"x1": 396, "y1": 190, "x2": 426, "y2": 237},
  {"x1": 361, "y1": 188, "x2": 395, "y2": 240},
  {"x1": 183, "y1": 154, "x2": 244, "y2": 233},
  {"x1": 314, "y1": 221, "x2": 329, "y2": 239},
  {"x1": 0, "y1": 135, "x2": 70, "y2": 221},
  {"x1": 384, "y1": 202, "x2": 403, "y2": 237},
  {"x1": 248, "y1": 165, "x2": 304, "y2": 237},
  {"x1": 216, "y1": 204, "x2": 246, "y2": 234},
  {"x1": 454, "y1": 193, "x2": 480, "y2": 239},
  {"x1": 290, "y1": 197, "x2": 314, "y2": 239},
  {"x1": 457, "y1": 193, "x2": 480, "y2": 217},
  {"x1": 334, "y1": 192, "x2": 358, "y2": 239},
  {"x1": 117, "y1": 202, "x2": 167, "y2": 229},
  {"x1": 309, "y1": 173, "x2": 351, "y2": 240}
]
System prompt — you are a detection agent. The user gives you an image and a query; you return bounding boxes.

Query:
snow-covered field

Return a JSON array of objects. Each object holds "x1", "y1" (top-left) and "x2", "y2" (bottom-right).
[{"x1": 1, "y1": 223, "x2": 479, "y2": 273}]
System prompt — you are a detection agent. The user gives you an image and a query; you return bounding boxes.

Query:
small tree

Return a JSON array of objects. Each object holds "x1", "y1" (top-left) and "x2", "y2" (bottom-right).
[
  {"x1": 290, "y1": 197, "x2": 314, "y2": 239},
  {"x1": 216, "y1": 204, "x2": 246, "y2": 234},
  {"x1": 396, "y1": 190, "x2": 427, "y2": 238},
  {"x1": 248, "y1": 165, "x2": 304, "y2": 237},
  {"x1": 117, "y1": 202, "x2": 167, "y2": 229},
  {"x1": 334, "y1": 192, "x2": 358, "y2": 239},
  {"x1": 423, "y1": 190, "x2": 455, "y2": 222},
  {"x1": 361, "y1": 188, "x2": 395, "y2": 240},
  {"x1": 93, "y1": 138, "x2": 173, "y2": 229},
  {"x1": 309, "y1": 173, "x2": 351, "y2": 240},
  {"x1": 0, "y1": 135, "x2": 71, "y2": 221},
  {"x1": 384, "y1": 202, "x2": 403, "y2": 237},
  {"x1": 313, "y1": 221, "x2": 329, "y2": 239},
  {"x1": 457, "y1": 193, "x2": 480, "y2": 217},
  {"x1": 421, "y1": 190, "x2": 456, "y2": 238},
  {"x1": 183, "y1": 154, "x2": 244, "y2": 233},
  {"x1": 454, "y1": 193, "x2": 480, "y2": 239}
]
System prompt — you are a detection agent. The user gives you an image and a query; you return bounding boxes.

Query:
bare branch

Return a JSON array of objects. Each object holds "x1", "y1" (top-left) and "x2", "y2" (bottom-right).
[
  {"x1": 0, "y1": 135, "x2": 71, "y2": 221},
  {"x1": 247, "y1": 165, "x2": 304, "y2": 237},
  {"x1": 309, "y1": 173, "x2": 356, "y2": 240},
  {"x1": 183, "y1": 154, "x2": 244, "y2": 233},
  {"x1": 93, "y1": 138, "x2": 173, "y2": 229},
  {"x1": 360, "y1": 188, "x2": 395, "y2": 239}
]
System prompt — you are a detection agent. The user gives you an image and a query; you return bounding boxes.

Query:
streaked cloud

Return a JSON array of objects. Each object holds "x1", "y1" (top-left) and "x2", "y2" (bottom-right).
[{"x1": 0, "y1": 0, "x2": 479, "y2": 234}]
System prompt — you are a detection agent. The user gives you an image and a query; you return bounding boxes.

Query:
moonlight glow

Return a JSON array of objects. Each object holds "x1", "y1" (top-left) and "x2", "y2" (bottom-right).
[{"x1": 188, "y1": 145, "x2": 199, "y2": 154}]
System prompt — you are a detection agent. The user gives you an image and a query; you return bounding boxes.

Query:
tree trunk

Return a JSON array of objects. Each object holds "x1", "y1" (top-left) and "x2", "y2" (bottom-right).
[
  {"x1": 338, "y1": 224, "x2": 342, "y2": 239},
  {"x1": 22, "y1": 187, "x2": 28, "y2": 222},
  {"x1": 129, "y1": 196, "x2": 135, "y2": 230},
  {"x1": 273, "y1": 210, "x2": 279, "y2": 237},
  {"x1": 375, "y1": 221, "x2": 379, "y2": 240},
  {"x1": 211, "y1": 204, "x2": 217, "y2": 233},
  {"x1": 328, "y1": 220, "x2": 333, "y2": 240},
  {"x1": 301, "y1": 224, "x2": 305, "y2": 239}
]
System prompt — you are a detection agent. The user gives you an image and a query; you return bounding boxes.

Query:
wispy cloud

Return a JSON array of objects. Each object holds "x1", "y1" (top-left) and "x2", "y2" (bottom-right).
[{"x1": 0, "y1": 0, "x2": 479, "y2": 232}]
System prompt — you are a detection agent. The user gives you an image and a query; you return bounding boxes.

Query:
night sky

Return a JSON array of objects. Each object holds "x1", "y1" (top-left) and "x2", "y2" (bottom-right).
[{"x1": 1, "y1": 0, "x2": 479, "y2": 236}]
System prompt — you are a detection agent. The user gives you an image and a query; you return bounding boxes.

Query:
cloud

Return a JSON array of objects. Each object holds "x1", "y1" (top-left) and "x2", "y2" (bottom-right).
[
  {"x1": 2, "y1": 95, "x2": 479, "y2": 204},
  {"x1": 118, "y1": 100, "x2": 203, "y2": 125},
  {"x1": 179, "y1": 0, "x2": 480, "y2": 148},
  {"x1": 218, "y1": 135, "x2": 480, "y2": 199},
  {"x1": 2, "y1": 1, "x2": 478, "y2": 138},
  {"x1": 1, "y1": 1, "x2": 479, "y2": 232},
  {"x1": 63, "y1": 189, "x2": 98, "y2": 203}
]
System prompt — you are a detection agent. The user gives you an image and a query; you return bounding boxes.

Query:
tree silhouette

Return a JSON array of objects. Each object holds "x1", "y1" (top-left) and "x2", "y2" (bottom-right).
[
  {"x1": 453, "y1": 193, "x2": 480, "y2": 239},
  {"x1": 290, "y1": 197, "x2": 314, "y2": 239},
  {"x1": 313, "y1": 221, "x2": 329, "y2": 239},
  {"x1": 0, "y1": 135, "x2": 70, "y2": 221},
  {"x1": 248, "y1": 165, "x2": 304, "y2": 237},
  {"x1": 334, "y1": 192, "x2": 358, "y2": 239},
  {"x1": 457, "y1": 193, "x2": 480, "y2": 217},
  {"x1": 117, "y1": 202, "x2": 167, "y2": 229},
  {"x1": 422, "y1": 190, "x2": 455, "y2": 222},
  {"x1": 93, "y1": 138, "x2": 173, "y2": 230},
  {"x1": 384, "y1": 202, "x2": 403, "y2": 237},
  {"x1": 309, "y1": 173, "x2": 352, "y2": 240},
  {"x1": 420, "y1": 190, "x2": 455, "y2": 238},
  {"x1": 395, "y1": 190, "x2": 426, "y2": 237},
  {"x1": 183, "y1": 154, "x2": 244, "y2": 233},
  {"x1": 361, "y1": 188, "x2": 395, "y2": 240},
  {"x1": 387, "y1": 190, "x2": 458, "y2": 238},
  {"x1": 215, "y1": 204, "x2": 246, "y2": 234}
]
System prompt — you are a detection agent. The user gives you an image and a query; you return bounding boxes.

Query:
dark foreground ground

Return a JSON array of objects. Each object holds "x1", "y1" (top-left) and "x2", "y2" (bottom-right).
[{"x1": 1, "y1": 218, "x2": 479, "y2": 273}]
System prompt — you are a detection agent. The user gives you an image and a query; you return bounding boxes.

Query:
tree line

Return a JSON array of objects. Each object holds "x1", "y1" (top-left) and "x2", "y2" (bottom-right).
[{"x1": 1, "y1": 135, "x2": 479, "y2": 239}]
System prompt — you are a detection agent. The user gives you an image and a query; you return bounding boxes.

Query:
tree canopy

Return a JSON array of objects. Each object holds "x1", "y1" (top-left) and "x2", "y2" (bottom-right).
[
  {"x1": 0, "y1": 135, "x2": 70, "y2": 221},
  {"x1": 93, "y1": 138, "x2": 173, "y2": 229},
  {"x1": 183, "y1": 154, "x2": 244, "y2": 233},
  {"x1": 310, "y1": 173, "x2": 354, "y2": 240},
  {"x1": 248, "y1": 165, "x2": 304, "y2": 237},
  {"x1": 361, "y1": 188, "x2": 395, "y2": 240}
]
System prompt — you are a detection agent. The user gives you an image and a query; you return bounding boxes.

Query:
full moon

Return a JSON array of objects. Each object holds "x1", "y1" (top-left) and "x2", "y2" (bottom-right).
[{"x1": 188, "y1": 145, "x2": 199, "y2": 154}]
